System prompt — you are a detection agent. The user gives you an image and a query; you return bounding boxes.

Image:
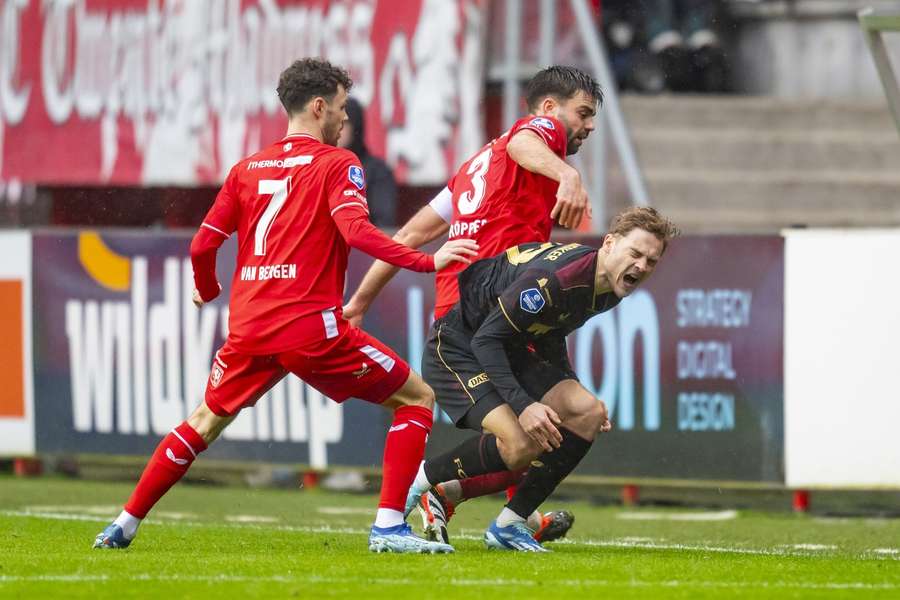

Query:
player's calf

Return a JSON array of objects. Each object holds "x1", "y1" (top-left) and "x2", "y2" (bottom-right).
[{"x1": 92, "y1": 405, "x2": 223, "y2": 549}]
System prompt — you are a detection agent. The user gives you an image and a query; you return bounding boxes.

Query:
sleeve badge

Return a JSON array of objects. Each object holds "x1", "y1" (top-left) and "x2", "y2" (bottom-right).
[
  {"x1": 529, "y1": 117, "x2": 555, "y2": 130},
  {"x1": 519, "y1": 288, "x2": 546, "y2": 314},
  {"x1": 348, "y1": 165, "x2": 366, "y2": 190}
]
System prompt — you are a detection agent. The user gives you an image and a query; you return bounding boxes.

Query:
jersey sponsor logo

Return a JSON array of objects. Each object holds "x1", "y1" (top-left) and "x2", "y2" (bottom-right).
[
  {"x1": 246, "y1": 156, "x2": 313, "y2": 170},
  {"x1": 348, "y1": 165, "x2": 365, "y2": 190},
  {"x1": 343, "y1": 189, "x2": 368, "y2": 204},
  {"x1": 520, "y1": 288, "x2": 545, "y2": 314},
  {"x1": 529, "y1": 117, "x2": 555, "y2": 130},
  {"x1": 467, "y1": 372, "x2": 490, "y2": 388}
]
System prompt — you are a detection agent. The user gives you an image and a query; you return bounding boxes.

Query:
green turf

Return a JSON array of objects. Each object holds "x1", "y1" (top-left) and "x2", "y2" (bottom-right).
[{"x1": 0, "y1": 476, "x2": 898, "y2": 599}]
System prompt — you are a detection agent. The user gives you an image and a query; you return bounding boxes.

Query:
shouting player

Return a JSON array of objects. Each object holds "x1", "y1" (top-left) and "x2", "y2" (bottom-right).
[
  {"x1": 343, "y1": 65, "x2": 601, "y2": 543},
  {"x1": 93, "y1": 58, "x2": 477, "y2": 554},
  {"x1": 407, "y1": 207, "x2": 678, "y2": 551}
]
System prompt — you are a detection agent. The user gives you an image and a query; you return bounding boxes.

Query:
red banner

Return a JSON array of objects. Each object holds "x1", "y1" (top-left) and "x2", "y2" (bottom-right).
[{"x1": 0, "y1": 0, "x2": 485, "y2": 186}]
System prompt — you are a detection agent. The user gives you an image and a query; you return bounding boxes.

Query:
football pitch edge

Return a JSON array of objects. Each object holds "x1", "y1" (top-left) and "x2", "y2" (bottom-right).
[{"x1": 1, "y1": 477, "x2": 898, "y2": 599}]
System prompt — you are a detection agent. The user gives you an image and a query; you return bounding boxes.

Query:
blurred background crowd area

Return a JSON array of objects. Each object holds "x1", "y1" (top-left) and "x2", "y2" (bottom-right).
[{"x1": 1, "y1": 0, "x2": 898, "y2": 235}]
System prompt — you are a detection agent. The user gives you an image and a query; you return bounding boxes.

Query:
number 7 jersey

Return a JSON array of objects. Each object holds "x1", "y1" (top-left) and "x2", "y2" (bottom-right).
[
  {"x1": 434, "y1": 115, "x2": 568, "y2": 318},
  {"x1": 196, "y1": 133, "x2": 431, "y2": 354}
]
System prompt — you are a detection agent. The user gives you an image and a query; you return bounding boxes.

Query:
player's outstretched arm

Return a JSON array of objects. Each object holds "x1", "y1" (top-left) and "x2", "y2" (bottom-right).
[
  {"x1": 333, "y1": 205, "x2": 476, "y2": 275},
  {"x1": 344, "y1": 203, "x2": 451, "y2": 326},
  {"x1": 507, "y1": 129, "x2": 590, "y2": 229}
]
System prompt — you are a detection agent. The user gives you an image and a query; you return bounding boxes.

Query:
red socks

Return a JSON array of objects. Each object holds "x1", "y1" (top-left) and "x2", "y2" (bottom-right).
[
  {"x1": 379, "y1": 405, "x2": 433, "y2": 511},
  {"x1": 124, "y1": 422, "x2": 208, "y2": 519},
  {"x1": 456, "y1": 469, "x2": 527, "y2": 502}
]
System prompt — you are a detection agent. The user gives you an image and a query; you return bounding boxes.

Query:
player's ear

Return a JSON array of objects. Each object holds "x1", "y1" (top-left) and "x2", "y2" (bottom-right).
[
  {"x1": 539, "y1": 96, "x2": 558, "y2": 116},
  {"x1": 311, "y1": 96, "x2": 326, "y2": 118},
  {"x1": 602, "y1": 234, "x2": 615, "y2": 251}
]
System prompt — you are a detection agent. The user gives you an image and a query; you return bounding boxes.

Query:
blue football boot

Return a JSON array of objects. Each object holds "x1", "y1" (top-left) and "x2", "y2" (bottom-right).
[
  {"x1": 483, "y1": 519, "x2": 549, "y2": 552},
  {"x1": 368, "y1": 522, "x2": 454, "y2": 554},
  {"x1": 93, "y1": 523, "x2": 132, "y2": 549}
]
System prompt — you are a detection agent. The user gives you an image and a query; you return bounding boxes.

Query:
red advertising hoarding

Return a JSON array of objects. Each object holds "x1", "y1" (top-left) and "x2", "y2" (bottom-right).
[{"x1": 0, "y1": 0, "x2": 485, "y2": 186}]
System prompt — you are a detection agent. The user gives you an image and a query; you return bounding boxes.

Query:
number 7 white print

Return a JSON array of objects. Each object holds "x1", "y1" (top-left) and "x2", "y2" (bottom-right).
[{"x1": 255, "y1": 178, "x2": 290, "y2": 256}]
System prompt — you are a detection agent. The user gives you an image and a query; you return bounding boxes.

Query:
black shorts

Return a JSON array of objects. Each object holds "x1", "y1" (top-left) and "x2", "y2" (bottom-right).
[{"x1": 422, "y1": 308, "x2": 576, "y2": 431}]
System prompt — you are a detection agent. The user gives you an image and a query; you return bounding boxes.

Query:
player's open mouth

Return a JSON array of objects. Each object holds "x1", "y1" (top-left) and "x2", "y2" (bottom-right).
[{"x1": 623, "y1": 273, "x2": 639, "y2": 287}]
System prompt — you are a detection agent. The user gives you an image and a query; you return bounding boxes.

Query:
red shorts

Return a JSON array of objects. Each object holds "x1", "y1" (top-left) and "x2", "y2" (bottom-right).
[{"x1": 204, "y1": 317, "x2": 411, "y2": 417}]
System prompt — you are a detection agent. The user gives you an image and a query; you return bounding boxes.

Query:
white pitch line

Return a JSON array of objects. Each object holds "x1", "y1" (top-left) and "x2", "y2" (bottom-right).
[
  {"x1": 3, "y1": 510, "x2": 898, "y2": 561},
  {"x1": 23, "y1": 505, "x2": 120, "y2": 515},
  {"x1": 617, "y1": 510, "x2": 738, "y2": 522},
  {"x1": 316, "y1": 507, "x2": 373, "y2": 515},
  {"x1": 224, "y1": 515, "x2": 280, "y2": 524},
  {"x1": 787, "y1": 544, "x2": 838, "y2": 551},
  {"x1": 0, "y1": 574, "x2": 898, "y2": 591}
]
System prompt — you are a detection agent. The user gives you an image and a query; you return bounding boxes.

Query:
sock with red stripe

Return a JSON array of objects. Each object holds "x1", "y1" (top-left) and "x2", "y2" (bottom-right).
[
  {"x1": 121, "y1": 422, "x2": 208, "y2": 534},
  {"x1": 455, "y1": 468, "x2": 526, "y2": 502},
  {"x1": 375, "y1": 405, "x2": 433, "y2": 527}
]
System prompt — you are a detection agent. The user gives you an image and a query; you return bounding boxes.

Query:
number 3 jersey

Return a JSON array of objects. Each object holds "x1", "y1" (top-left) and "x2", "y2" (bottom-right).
[
  {"x1": 433, "y1": 115, "x2": 568, "y2": 318},
  {"x1": 190, "y1": 133, "x2": 434, "y2": 355}
]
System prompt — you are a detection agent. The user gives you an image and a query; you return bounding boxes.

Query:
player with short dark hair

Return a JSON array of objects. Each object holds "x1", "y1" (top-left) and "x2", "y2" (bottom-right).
[
  {"x1": 405, "y1": 207, "x2": 678, "y2": 551},
  {"x1": 93, "y1": 58, "x2": 477, "y2": 554},
  {"x1": 344, "y1": 64, "x2": 602, "y2": 543}
]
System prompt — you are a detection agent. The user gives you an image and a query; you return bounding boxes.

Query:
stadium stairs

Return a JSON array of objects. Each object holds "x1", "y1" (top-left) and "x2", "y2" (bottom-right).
[{"x1": 616, "y1": 94, "x2": 900, "y2": 233}]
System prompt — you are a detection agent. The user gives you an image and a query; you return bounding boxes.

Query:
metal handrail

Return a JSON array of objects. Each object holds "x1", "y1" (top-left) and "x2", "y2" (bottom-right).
[{"x1": 859, "y1": 8, "x2": 900, "y2": 136}]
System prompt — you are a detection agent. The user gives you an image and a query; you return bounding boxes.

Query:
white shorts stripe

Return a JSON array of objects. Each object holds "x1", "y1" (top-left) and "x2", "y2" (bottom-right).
[
  {"x1": 201, "y1": 222, "x2": 230, "y2": 237},
  {"x1": 214, "y1": 351, "x2": 228, "y2": 369},
  {"x1": 360, "y1": 344, "x2": 395, "y2": 373},
  {"x1": 171, "y1": 429, "x2": 198, "y2": 459},
  {"x1": 322, "y1": 308, "x2": 339, "y2": 339},
  {"x1": 330, "y1": 201, "x2": 369, "y2": 216}
]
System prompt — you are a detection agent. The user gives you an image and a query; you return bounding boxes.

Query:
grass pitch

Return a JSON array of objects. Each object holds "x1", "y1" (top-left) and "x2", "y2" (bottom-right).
[{"x1": 1, "y1": 476, "x2": 898, "y2": 599}]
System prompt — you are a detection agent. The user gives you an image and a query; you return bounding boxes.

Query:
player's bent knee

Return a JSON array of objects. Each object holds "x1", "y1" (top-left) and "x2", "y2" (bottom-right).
[
  {"x1": 384, "y1": 372, "x2": 435, "y2": 410},
  {"x1": 590, "y1": 399, "x2": 608, "y2": 425},
  {"x1": 408, "y1": 386, "x2": 435, "y2": 410},
  {"x1": 562, "y1": 396, "x2": 607, "y2": 438},
  {"x1": 187, "y1": 402, "x2": 232, "y2": 445}
]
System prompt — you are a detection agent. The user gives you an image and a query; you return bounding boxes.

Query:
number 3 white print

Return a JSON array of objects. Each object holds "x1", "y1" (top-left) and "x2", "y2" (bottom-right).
[
  {"x1": 255, "y1": 178, "x2": 290, "y2": 256},
  {"x1": 457, "y1": 147, "x2": 492, "y2": 215}
]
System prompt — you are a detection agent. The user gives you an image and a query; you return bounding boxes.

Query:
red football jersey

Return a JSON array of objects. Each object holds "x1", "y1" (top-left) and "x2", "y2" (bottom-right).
[
  {"x1": 195, "y1": 133, "x2": 431, "y2": 354},
  {"x1": 433, "y1": 115, "x2": 567, "y2": 318}
]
